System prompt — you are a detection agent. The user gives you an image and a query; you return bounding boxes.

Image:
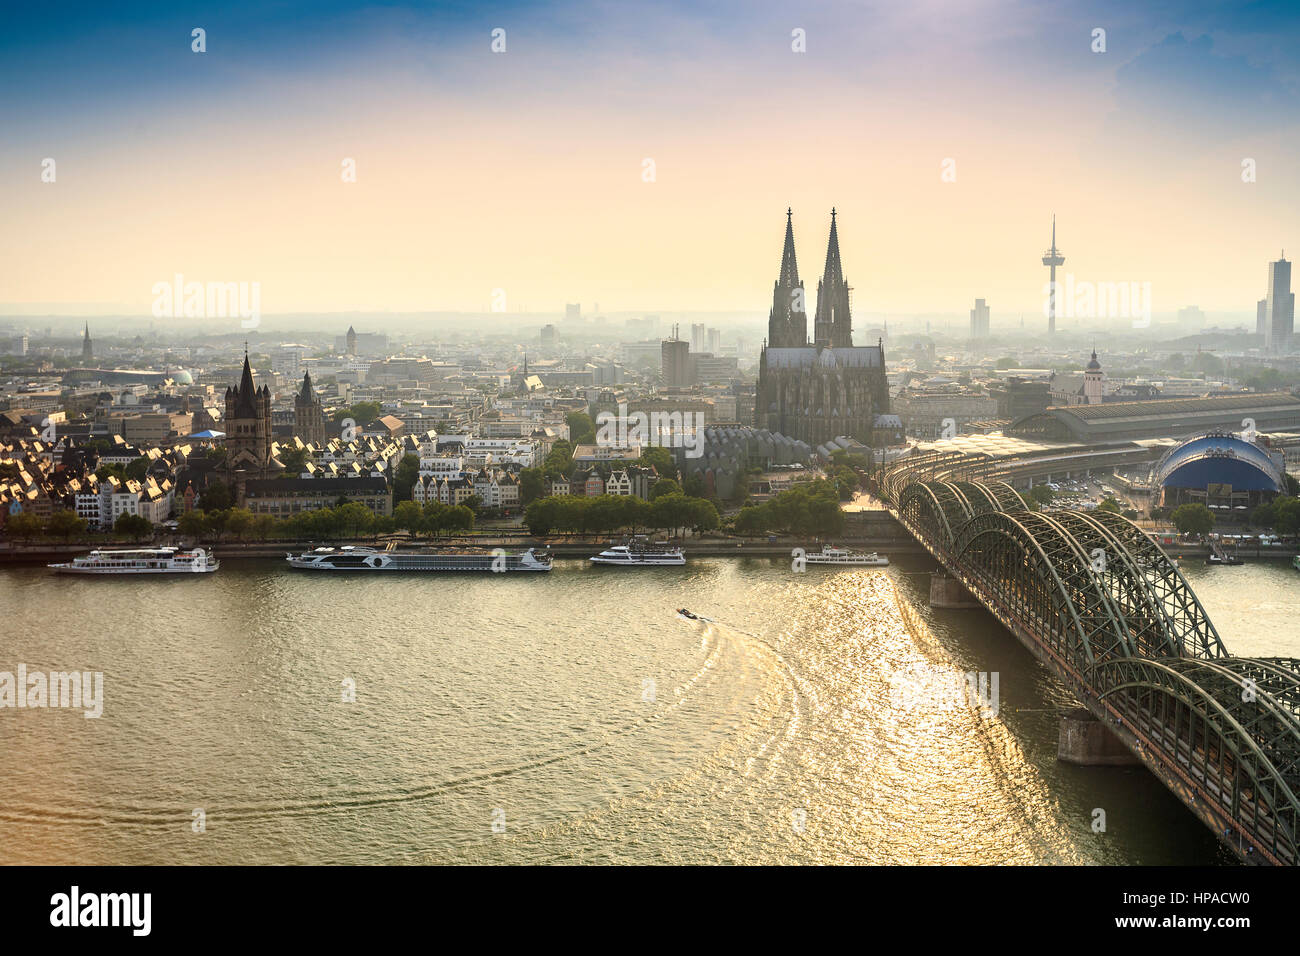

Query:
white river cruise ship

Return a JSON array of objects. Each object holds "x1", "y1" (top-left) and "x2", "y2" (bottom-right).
[
  {"x1": 286, "y1": 546, "x2": 552, "y2": 572},
  {"x1": 49, "y1": 547, "x2": 219, "y2": 575}
]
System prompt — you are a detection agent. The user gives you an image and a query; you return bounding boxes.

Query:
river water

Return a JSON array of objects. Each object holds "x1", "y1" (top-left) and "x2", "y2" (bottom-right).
[{"x1": 2, "y1": 555, "x2": 1293, "y2": 865}]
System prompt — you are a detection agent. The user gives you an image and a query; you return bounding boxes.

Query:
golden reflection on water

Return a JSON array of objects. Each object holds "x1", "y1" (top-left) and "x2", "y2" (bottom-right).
[{"x1": 0, "y1": 559, "x2": 1232, "y2": 864}]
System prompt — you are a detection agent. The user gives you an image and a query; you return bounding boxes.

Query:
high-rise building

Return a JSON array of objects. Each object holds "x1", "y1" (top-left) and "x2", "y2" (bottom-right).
[
  {"x1": 661, "y1": 327, "x2": 692, "y2": 387},
  {"x1": 969, "y1": 299, "x2": 990, "y2": 338},
  {"x1": 1257, "y1": 299, "x2": 1268, "y2": 339},
  {"x1": 1042, "y1": 216, "x2": 1065, "y2": 336},
  {"x1": 1264, "y1": 255, "x2": 1294, "y2": 353},
  {"x1": 690, "y1": 323, "x2": 706, "y2": 353},
  {"x1": 755, "y1": 209, "x2": 890, "y2": 447}
]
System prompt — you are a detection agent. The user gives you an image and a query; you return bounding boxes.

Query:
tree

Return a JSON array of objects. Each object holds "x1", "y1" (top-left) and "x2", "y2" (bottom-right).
[
  {"x1": 225, "y1": 507, "x2": 255, "y2": 540},
  {"x1": 178, "y1": 509, "x2": 207, "y2": 539},
  {"x1": 279, "y1": 445, "x2": 311, "y2": 476},
  {"x1": 518, "y1": 467, "x2": 544, "y2": 505},
  {"x1": 543, "y1": 440, "x2": 574, "y2": 479},
  {"x1": 650, "y1": 477, "x2": 682, "y2": 499},
  {"x1": 1097, "y1": 496, "x2": 1121, "y2": 513},
  {"x1": 1170, "y1": 503, "x2": 1214, "y2": 537},
  {"x1": 337, "y1": 402, "x2": 382, "y2": 429},
  {"x1": 1250, "y1": 502, "x2": 1275, "y2": 529},
  {"x1": 566, "y1": 410, "x2": 596, "y2": 445},
  {"x1": 1026, "y1": 484, "x2": 1054, "y2": 507},
  {"x1": 393, "y1": 500, "x2": 425, "y2": 533},
  {"x1": 113, "y1": 513, "x2": 153, "y2": 541},
  {"x1": 95, "y1": 463, "x2": 127, "y2": 483},
  {"x1": 637, "y1": 446, "x2": 676, "y2": 478},
  {"x1": 125, "y1": 457, "x2": 151, "y2": 481},
  {"x1": 47, "y1": 510, "x2": 88, "y2": 540},
  {"x1": 199, "y1": 480, "x2": 232, "y2": 513},
  {"x1": 1275, "y1": 497, "x2": 1300, "y2": 538},
  {"x1": 392, "y1": 453, "x2": 420, "y2": 502},
  {"x1": 4, "y1": 512, "x2": 45, "y2": 540},
  {"x1": 462, "y1": 495, "x2": 483, "y2": 515}
]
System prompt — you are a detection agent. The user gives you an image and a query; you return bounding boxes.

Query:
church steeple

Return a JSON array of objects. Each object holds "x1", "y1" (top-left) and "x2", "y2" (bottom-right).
[
  {"x1": 779, "y1": 207, "x2": 799, "y2": 287},
  {"x1": 814, "y1": 208, "x2": 852, "y2": 349},
  {"x1": 768, "y1": 208, "x2": 807, "y2": 348}
]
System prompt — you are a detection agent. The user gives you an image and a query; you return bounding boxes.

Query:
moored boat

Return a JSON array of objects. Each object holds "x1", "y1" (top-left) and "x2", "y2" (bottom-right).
[
  {"x1": 591, "y1": 538, "x2": 685, "y2": 566},
  {"x1": 803, "y1": 546, "x2": 889, "y2": 567},
  {"x1": 285, "y1": 545, "x2": 552, "y2": 572},
  {"x1": 49, "y1": 547, "x2": 219, "y2": 575}
]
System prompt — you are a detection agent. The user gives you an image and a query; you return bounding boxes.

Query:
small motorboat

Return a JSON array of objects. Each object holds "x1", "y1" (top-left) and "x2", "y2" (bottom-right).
[{"x1": 677, "y1": 608, "x2": 698, "y2": 620}]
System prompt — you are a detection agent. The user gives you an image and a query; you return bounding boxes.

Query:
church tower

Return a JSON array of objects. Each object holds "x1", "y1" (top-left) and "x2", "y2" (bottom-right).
[
  {"x1": 81, "y1": 323, "x2": 93, "y2": 362},
  {"x1": 767, "y1": 208, "x2": 807, "y2": 348},
  {"x1": 222, "y1": 349, "x2": 282, "y2": 501},
  {"x1": 813, "y1": 209, "x2": 853, "y2": 349},
  {"x1": 346, "y1": 325, "x2": 357, "y2": 356},
  {"x1": 294, "y1": 369, "x2": 326, "y2": 446},
  {"x1": 1083, "y1": 349, "x2": 1104, "y2": 405}
]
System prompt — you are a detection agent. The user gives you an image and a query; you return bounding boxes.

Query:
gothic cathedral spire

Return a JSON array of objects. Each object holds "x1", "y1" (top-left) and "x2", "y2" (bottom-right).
[
  {"x1": 768, "y1": 208, "x2": 807, "y2": 347},
  {"x1": 814, "y1": 208, "x2": 852, "y2": 349}
]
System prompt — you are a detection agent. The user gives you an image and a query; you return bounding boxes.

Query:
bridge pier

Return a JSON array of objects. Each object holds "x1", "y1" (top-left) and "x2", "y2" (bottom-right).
[
  {"x1": 1058, "y1": 708, "x2": 1141, "y2": 766},
  {"x1": 929, "y1": 571, "x2": 981, "y2": 608}
]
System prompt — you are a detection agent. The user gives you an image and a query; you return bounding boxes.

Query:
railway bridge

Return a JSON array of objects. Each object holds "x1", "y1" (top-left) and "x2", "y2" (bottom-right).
[{"x1": 878, "y1": 464, "x2": 1300, "y2": 865}]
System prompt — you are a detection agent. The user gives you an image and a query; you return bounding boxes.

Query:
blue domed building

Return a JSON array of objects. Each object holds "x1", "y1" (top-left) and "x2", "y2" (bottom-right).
[{"x1": 1154, "y1": 431, "x2": 1286, "y2": 519}]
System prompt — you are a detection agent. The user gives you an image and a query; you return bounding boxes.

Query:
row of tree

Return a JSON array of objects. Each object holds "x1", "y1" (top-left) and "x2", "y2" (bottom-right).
[
  {"x1": 732, "y1": 480, "x2": 845, "y2": 537},
  {"x1": 523, "y1": 493, "x2": 719, "y2": 536},
  {"x1": 175, "y1": 499, "x2": 478, "y2": 541},
  {"x1": 4, "y1": 511, "x2": 153, "y2": 541}
]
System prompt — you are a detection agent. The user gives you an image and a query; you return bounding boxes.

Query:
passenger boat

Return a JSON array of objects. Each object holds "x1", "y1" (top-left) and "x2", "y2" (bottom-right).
[
  {"x1": 285, "y1": 545, "x2": 552, "y2": 572},
  {"x1": 49, "y1": 547, "x2": 219, "y2": 575},
  {"x1": 803, "y1": 546, "x2": 889, "y2": 567},
  {"x1": 590, "y1": 539, "x2": 685, "y2": 566}
]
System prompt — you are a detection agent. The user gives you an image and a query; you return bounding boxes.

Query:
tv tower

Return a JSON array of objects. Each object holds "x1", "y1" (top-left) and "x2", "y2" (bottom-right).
[{"x1": 1042, "y1": 215, "x2": 1065, "y2": 335}]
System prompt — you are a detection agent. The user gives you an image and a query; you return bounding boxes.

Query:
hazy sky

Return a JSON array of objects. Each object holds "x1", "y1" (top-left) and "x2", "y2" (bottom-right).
[{"x1": 2, "y1": 0, "x2": 1298, "y2": 322}]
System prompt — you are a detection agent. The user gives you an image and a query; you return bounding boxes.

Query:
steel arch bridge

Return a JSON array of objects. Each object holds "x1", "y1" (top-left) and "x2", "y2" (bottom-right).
[{"x1": 885, "y1": 475, "x2": 1300, "y2": 865}]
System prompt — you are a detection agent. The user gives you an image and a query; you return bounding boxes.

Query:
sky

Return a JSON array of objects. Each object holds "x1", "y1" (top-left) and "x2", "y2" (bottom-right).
[{"x1": 2, "y1": 0, "x2": 1298, "y2": 325}]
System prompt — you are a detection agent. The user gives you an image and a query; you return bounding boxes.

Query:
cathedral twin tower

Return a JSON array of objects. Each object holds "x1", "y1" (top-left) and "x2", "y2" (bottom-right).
[
  {"x1": 755, "y1": 209, "x2": 891, "y2": 448},
  {"x1": 766, "y1": 207, "x2": 854, "y2": 350}
]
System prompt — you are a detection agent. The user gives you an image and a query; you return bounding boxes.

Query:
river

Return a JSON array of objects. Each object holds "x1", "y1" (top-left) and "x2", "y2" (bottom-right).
[{"x1": 2, "y1": 554, "x2": 1292, "y2": 864}]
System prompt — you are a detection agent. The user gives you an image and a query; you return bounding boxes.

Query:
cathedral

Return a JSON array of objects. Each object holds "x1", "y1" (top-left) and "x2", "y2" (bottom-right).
[
  {"x1": 220, "y1": 351, "x2": 283, "y2": 501},
  {"x1": 294, "y1": 369, "x2": 326, "y2": 446},
  {"x1": 754, "y1": 209, "x2": 891, "y2": 448}
]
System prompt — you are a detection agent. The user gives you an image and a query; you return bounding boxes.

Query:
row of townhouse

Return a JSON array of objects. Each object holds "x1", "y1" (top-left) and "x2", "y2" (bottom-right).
[
  {"x1": 559, "y1": 466, "x2": 660, "y2": 500},
  {"x1": 411, "y1": 468, "x2": 520, "y2": 511},
  {"x1": 74, "y1": 475, "x2": 175, "y2": 528}
]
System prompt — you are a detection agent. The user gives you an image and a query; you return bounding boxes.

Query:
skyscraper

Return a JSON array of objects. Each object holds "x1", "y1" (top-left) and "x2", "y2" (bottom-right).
[
  {"x1": 969, "y1": 299, "x2": 990, "y2": 338},
  {"x1": 661, "y1": 326, "x2": 691, "y2": 387},
  {"x1": 1264, "y1": 255, "x2": 1294, "y2": 353},
  {"x1": 1042, "y1": 216, "x2": 1065, "y2": 336}
]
